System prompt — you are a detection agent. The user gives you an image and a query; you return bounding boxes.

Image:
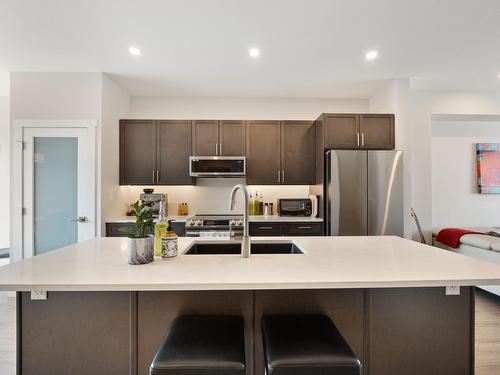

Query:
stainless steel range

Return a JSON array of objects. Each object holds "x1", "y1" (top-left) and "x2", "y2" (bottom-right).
[{"x1": 185, "y1": 214, "x2": 244, "y2": 237}]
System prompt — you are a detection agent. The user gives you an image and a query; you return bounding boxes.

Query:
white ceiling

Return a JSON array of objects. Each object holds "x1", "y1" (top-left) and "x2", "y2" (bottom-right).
[{"x1": 1, "y1": 0, "x2": 500, "y2": 98}]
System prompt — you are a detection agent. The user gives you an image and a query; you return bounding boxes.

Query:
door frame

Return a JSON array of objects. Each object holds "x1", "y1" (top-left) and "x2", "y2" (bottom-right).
[{"x1": 12, "y1": 120, "x2": 97, "y2": 262}]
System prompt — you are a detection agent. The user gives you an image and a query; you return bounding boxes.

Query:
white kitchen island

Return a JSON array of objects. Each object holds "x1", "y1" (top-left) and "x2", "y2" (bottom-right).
[{"x1": 3, "y1": 236, "x2": 500, "y2": 375}]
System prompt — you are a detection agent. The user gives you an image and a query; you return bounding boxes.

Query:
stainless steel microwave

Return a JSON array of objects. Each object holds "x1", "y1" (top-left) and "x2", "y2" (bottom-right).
[{"x1": 189, "y1": 156, "x2": 246, "y2": 177}]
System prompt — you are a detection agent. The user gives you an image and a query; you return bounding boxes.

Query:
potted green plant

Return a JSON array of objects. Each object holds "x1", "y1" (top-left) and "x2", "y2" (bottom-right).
[{"x1": 119, "y1": 201, "x2": 155, "y2": 265}]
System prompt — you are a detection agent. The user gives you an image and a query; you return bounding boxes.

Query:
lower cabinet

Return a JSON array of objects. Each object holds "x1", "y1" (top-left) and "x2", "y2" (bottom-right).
[
  {"x1": 105, "y1": 222, "x2": 139, "y2": 237},
  {"x1": 249, "y1": 222, "x2": 323, "y2": 236},
  {"x1": 106, "y1": 222, "x2": 185, "y2": 237}
]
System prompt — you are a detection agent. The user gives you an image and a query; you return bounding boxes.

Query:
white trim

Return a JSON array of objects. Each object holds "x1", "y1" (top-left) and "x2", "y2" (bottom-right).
[
  {"x1": 13, "y1": 119, "x2": 98, "y2": 129},
  {"x1": 431, "y1": 114, "x2": 500, "y2": 122},
  {"x1": 12, "y1": 119, "x2": 98, "y2": 261}
]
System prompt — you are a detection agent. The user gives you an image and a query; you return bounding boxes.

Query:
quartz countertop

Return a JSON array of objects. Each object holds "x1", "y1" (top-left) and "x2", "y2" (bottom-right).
[
  {"x1": 106, "y1": 215, "x2": 322, "y2": 223},
  {"x1": 106, "y1": 216, "x2": 188, "y2": 223},
  {"x1": 248, "y1": 215, "x2": 323, "y2": 222},
  {"x1": 1, "y1": 236, "x2": 500, "y2": 291}
]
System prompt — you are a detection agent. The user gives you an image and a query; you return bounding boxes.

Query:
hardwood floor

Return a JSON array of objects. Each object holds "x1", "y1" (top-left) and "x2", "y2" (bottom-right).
[
  {"x1": 475, "y1": 289, "x2": 500, "y2": 374},
  {"x1": 0, "y1": 289, "x2": 497, "y2": 374},
  {"x1": 0, "y1": 293, "x2": 15, "y2": 375}
]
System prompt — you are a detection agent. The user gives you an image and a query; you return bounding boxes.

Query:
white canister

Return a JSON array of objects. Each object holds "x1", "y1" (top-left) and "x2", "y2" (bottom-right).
[{"x1": 161, "y1": 234, "x2": 178, "y2": 258}]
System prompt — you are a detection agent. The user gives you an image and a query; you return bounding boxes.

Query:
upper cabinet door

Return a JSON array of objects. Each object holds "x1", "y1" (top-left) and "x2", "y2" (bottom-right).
[
  {"x1": 324, "y1": 114, "x2": 360, "y2": 149},
  {"x1": 157, "y1": 120, "x2": 193, "y2": 185},
  {"x1": 192, "y1": 120, "x2": 218, "y2": 156},
  {"x1": 246, "y1": 121, "x2": 281, "y2": 184},
  {"x1": 120, "y1": 120, "x2": 157, "y2": 185},
  {"x1": 219, "y1": 121, "x2": 246, "y2": 156},
  {"x1": 359, "y1": 114, "x2": 395, "y2": 150},
  {"x1": 281, "y1": 121, "x2": 315, "y2": 185}
]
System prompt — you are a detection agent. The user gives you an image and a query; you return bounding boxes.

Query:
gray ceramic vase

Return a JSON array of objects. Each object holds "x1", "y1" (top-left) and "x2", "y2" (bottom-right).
[{"x1": 128, "y1": 235, "x2": 154, "y2": 265}]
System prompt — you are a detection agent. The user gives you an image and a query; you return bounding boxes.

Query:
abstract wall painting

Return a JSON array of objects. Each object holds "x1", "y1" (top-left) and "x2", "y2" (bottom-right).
[{"x1": 477, "y1": 143, "x2": 500, "y2": 194}]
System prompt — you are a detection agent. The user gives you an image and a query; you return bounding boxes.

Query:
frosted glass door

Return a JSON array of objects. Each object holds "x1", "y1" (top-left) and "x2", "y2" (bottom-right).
[
  {"x1": 23, "y1": 127, "x2": 95, "y2": 258},
  {"x1": 33, "y1": 137, "x2": 78, "y2": 255}
]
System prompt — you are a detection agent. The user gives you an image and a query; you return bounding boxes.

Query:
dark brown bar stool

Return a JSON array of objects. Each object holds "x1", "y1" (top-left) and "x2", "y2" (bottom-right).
[
  {"x1": 262, "y1": 314, "x2": 362, "y2": 375},
  {"x1": 150, "y1": 315, "x2": 246, "y2": 375}
]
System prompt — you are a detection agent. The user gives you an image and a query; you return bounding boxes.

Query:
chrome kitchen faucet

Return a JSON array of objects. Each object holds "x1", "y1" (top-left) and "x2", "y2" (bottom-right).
[{"x1": 229, "y1": 184, "x2": 250, "y2": 258}]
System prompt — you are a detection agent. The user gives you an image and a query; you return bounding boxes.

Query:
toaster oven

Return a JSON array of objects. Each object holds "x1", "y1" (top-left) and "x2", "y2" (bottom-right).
[{"x1": 278, "y1": 198, "x2": 312, "y2": 217}]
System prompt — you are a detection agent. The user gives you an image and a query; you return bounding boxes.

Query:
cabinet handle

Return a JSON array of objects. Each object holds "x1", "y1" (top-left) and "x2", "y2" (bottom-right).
[
  {"x1": 282, "y1": 170, "x2": 285, "y2": 183},
  {"x1": 215, "y1": 143, "x2": 218, "y2": 155},
  {"x1": 156, "y1": 170, "x2": 159, "y2": 183},
  {"x1": 220, "y1": 143, "x2": 223, "y2": 155},
  {"x1": 297, "y1": 226, "x2": 312, "y2": 229},
  {"x1": 277, "y1": 170, "x2": 280, "y2": 183},
  {"x1": 152, "y1": 170, "x2": 155, "y2": 183},
  {"x1": 259, "y1": 226, "x2": 273, "y2": 230},
  {"x1": 361, "y1": 133, "x2": 365, "y2": 147},
  {"x1": 357, "y1": 133, "x2": 360, "y2": 147}
]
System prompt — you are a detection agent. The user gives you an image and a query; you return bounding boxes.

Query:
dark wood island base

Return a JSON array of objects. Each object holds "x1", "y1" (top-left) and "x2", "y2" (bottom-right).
[{"x1": 17, "y1": 287, "x2": 474, "y2": 375}]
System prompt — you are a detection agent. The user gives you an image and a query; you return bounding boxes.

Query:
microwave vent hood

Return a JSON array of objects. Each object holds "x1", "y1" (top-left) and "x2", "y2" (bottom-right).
[{"x1": 189, "y1": 156, "x2": 246, "y2": 177}]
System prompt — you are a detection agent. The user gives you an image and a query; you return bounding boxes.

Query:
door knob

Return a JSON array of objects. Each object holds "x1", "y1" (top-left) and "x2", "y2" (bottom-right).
[{"x1": 70, "y1": 216, "x2": 88, "y2": 223}]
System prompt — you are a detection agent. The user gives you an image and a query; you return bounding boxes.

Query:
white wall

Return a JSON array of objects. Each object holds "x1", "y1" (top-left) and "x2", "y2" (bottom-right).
[
  {"x1": 370, "y1": 82, "x2": 500, "y2": 241},
  {"x1": 100, "y1": 75, "x2": 130, "y2": 233},
  {"x1": 369, "y1": 79, "x2": 413, "y2": 238},
  {"x1": 10, "y1": 72, "x2": 102, "y2": 119},
  {"x1": 129, "y1": 96, "x2": 369, "y2": 119},
  {"x1": 432, "y1": 120, "x2": 500, "y2": 228},
  {"x1": 0, "y1": 96, "x2": 9, "y2": 249}
]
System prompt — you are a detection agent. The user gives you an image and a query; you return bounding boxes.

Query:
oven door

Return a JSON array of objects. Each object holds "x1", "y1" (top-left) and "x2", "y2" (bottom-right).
[{"x1": 189, "y1": 156, "x2": 246, "y2": 177}]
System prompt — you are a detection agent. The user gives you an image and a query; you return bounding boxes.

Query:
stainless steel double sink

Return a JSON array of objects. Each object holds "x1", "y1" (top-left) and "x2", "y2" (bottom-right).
[{"x1": 183, "y1": 240, "x2": 304, "y2": 255}]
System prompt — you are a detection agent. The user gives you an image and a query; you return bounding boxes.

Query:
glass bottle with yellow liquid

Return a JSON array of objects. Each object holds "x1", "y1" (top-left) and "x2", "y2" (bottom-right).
[{"x1": 154, "y1": 200, "x2": 167, "y2": 257}]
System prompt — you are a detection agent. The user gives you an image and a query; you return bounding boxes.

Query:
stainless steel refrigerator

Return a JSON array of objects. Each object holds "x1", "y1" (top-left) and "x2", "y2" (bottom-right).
[{"x1": 324, "y1": 150, "x2": 404, "y2": 236}]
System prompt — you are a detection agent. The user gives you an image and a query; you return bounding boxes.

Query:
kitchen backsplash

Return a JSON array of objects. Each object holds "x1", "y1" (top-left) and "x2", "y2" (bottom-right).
[{"x1": 113, "y1": 178, "x2": 311, "y2": 218}]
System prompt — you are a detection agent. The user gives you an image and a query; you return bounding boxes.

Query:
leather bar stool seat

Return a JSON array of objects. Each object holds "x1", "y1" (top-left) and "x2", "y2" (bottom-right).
[
  {"x1": 262, "y1": 314, "x2": 362, "y2": 375},
  {"x1": 150, "y1": 315, "x2": 246, "y2": 375}
]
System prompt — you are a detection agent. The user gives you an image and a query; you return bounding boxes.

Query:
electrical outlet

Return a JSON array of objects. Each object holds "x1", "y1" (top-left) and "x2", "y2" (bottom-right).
[
  {"x1": 445, "y1": 286, "x2": 460, "y2": 296},
  {"x1": 30, "y1": 290, "x2": 47, "y2": 300}
]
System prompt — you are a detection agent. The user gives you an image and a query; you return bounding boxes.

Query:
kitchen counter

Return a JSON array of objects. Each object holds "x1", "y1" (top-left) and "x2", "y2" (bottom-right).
[
  {"x1": 1, "y1": 236, "x2": 500, "y2": 291},
  {"x1": 248, "y1": 215, "x2": 323, "y2": 222},
  {"x1": 12, "y1": 235, "x2": 492, "y2": 375},
  {"x1": 105, "y1": 215, "x2": 188, "y2": 223},
  {"x1": 106, "y1": 215, "x2": 322, "y2": 223}
]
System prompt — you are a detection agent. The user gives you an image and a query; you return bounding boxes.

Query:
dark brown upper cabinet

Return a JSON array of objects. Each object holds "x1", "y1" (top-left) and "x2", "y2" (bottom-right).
[
  {"x1": 246, "y1": 121, "x2": 315, "y2": 185},
  {"x1": 157, "y1": 120, "x2": 193, "y2": 185},
  {"x1": 246, "y1": 121, "x2": 281, "y2": 184},
  {"x1": 324, "y1": 114, "x2": 359, "y2": 149},
  {"x1": 119, "y1": 120, "x2": 157, "y2": 185},
  {"x1": 281, "y1": 121, "x2": 315, "y2": 185},
  {"x1": 320, "y1": 113, "x2": 394, "y2": 150},
  {"x1": 359, "y1": 114, "x2": 395, "y2": 149},
  {"x1": 219, "y1": 121, "x2": 246, "y2": 156},
  {"x1": 192, "y1": 120, "x2": 245, "y2": 156},
  {"x1": 120, "y1": 119, "x2": 193, "y2": 185}
]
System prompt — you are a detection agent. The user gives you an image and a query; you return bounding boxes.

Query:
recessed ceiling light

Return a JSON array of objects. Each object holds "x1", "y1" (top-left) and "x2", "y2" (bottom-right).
[
  {"x1": 365, "y1": 50, "x2": 378, "y2": 61},
  {"x1": 497, "y1": 72, "x2": 500, "y2": 79},
  {"x1": 249, "y1": 48, "x2": 260, "y2": 58},
  {"x1": 129, "y1": 46, "x2": 142, "y2": 56}
]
